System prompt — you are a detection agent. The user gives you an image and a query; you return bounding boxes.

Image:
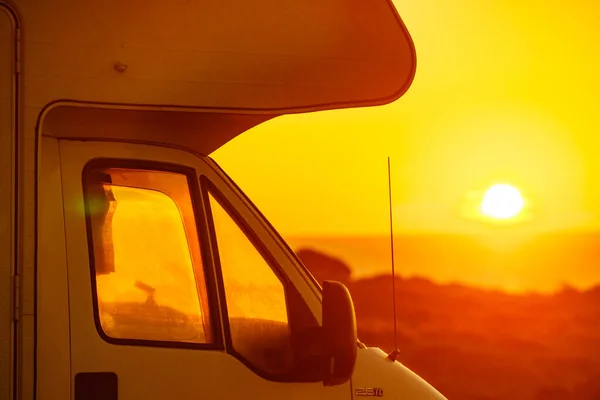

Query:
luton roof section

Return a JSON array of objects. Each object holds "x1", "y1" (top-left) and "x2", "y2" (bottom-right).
[{"x1": 21, "y1": 0, "x2": 416, "y2": 152}]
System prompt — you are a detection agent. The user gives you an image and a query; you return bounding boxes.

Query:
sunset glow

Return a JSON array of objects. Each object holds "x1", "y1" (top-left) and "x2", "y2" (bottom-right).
[
  {"x1": 212, "y1": 0, "x2": 600, "y2": 294},
  {"x1": 480, "y1": 184, "x2": 524, "y2": 220}
]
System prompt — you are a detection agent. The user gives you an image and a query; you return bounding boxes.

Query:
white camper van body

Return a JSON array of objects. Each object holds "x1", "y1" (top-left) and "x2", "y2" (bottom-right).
[{"x1": 0, "y1": 0, "x2": 447, "y2": 399}]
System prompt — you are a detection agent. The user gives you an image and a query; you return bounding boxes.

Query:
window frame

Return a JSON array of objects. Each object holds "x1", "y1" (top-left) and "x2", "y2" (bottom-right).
[
  {"x1": 201, "y1": 176, "x2": 315, "y2": 382},
  {"x1": 81, "y1": 158, "x2": 224, "y2": 350}
]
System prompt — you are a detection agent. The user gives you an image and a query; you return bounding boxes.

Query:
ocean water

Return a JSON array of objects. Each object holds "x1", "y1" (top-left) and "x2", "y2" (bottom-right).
[{"x1": 285, "y1": 233, "x2": 600, "y2": 294}]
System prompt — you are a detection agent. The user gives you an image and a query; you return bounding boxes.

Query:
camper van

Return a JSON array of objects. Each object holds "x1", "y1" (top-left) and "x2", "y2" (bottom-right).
[{"x1": 0, "y1": 0, "x2": 446, "y2": 398}]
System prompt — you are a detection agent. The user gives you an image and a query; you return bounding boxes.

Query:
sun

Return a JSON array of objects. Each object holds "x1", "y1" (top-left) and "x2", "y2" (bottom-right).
[{"x1": 480, "y1": 184, "x2": 524, "y2": 219}]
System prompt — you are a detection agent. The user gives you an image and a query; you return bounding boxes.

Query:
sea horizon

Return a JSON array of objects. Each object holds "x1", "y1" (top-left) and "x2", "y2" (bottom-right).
[{"x1": 285, "y1": 231, "x2": 600, "y2": 294}]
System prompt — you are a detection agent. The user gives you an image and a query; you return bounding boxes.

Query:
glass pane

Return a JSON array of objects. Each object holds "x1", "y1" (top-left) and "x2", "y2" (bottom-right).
[
  {"x1": 209, "y1": 193, "x2": 287, "y2": 322},
  {"x1": 208, "y1": 191, "x2": 293, "y2": 374},
  {"x1": 84, "y1": 167, "x2": 213, "y2": 344}
]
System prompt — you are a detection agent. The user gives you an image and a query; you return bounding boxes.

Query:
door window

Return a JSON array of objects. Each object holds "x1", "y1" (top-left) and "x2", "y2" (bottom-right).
[
  {"x1": 207, "y1": 191, "x2": 294, "y2": 374},
  {"x1": 206, "y1": 187, "x2": 324, "y2": 382},
  {"x1": 83, "y1": 164, "x2": 215, "y2": 345}
]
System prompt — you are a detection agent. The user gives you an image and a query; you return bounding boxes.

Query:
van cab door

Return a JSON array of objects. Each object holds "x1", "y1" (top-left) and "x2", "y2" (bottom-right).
[{"x1": 51, "y1": 138, "x2": 349, "y2": 400}]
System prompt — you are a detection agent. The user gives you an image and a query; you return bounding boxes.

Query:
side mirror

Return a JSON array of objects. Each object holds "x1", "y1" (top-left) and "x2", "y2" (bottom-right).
[{"x1": 321, "y1": 280, "x2": 357, "y2": 386}]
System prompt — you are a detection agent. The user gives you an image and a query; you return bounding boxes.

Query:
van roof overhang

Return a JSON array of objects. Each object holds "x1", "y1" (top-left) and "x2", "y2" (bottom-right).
[{"x1": 21, "y1": 0, "x2": 416, "y2": 152}]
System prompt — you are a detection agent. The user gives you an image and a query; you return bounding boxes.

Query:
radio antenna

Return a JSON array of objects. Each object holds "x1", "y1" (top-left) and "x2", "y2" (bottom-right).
[{"x1": 386, "y1": 156, "x2": 401, "y2": 362}]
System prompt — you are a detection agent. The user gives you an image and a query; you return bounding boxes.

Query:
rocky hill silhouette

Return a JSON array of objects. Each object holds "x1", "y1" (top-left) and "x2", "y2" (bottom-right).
[
  {"x1": 296, "y1": 247, "x2": 600, "y2": 400},
  {"x1": 295, "y1": 248, "x2": 352, "y2": 285}
]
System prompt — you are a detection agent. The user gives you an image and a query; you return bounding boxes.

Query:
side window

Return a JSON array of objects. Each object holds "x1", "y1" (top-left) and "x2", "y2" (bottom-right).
[
  {"x1": 207, "y1": 191, "x2": 295, "y2": 375},
  {"x1": 83, "y1": 165, "x2": 214, "y2": 345}
]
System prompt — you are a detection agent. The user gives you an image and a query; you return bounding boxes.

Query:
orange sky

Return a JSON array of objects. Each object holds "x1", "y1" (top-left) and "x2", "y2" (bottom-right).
[{"x1": 213, "y1": 0, "x2": 600, "y2": 241}]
